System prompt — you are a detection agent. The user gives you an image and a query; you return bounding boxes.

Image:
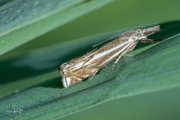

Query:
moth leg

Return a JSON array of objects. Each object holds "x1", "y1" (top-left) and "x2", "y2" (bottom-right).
[
  {"x1": 112, "y1": 55, "x2": 123, "y2": 70},
  {"x1": 140, "y1": 39, "x2": 163, "y2": 43},
  {"x1": 112, "y1": 43, "x2": 137, "y2": 70},
  {"x1": 89, "y1": 69, "x2": 99, "y2": 80}
]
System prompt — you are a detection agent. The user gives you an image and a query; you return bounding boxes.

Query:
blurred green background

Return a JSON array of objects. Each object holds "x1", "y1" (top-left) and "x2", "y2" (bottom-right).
[{"x1": 1, "y1": 0, "x2": 180, "y2": 120}]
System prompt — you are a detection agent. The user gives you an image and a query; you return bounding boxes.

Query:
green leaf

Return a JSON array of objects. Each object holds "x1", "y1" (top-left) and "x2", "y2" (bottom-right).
[
  {"x1": 0, "y1": 0, "x2": 113, "y2": 55},
  {"x1": 0, "y1": 21, "x2": 180, "y2": 119}
]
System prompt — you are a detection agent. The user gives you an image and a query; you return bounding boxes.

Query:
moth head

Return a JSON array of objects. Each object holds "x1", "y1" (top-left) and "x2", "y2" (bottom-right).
[
  {"x1": 58, "y1": 63, "x2": 80, "y2": 88},
  {"x1": 58, "y1": 64, "x2": 69, "y2": 88},
  {"x1": 58, "y1": 63, "x2": 66, "y2": 75},
  {"x1": 58, "y1": 67, "x2": 71, "y2": 88}
]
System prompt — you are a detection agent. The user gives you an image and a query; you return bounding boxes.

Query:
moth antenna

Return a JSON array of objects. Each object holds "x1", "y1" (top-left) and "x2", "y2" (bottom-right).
[{"x1": 93, "y1": 33, "x2": 121, "y2": 47}]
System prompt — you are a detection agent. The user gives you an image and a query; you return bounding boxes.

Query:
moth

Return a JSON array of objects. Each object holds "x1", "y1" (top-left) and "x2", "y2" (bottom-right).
[{"x1": 59, "y1": 25, "x2": 161, "y2": 88}]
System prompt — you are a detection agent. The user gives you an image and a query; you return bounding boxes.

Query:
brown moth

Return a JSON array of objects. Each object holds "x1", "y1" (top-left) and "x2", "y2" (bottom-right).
[{"x1": 59, "y1": 25, "x2": 161, "y2": 88}]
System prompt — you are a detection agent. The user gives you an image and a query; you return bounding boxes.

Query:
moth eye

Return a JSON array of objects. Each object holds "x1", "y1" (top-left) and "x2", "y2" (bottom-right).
[{"x1": 60, "y1": 70, "x2": 65, "y2": 75}]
